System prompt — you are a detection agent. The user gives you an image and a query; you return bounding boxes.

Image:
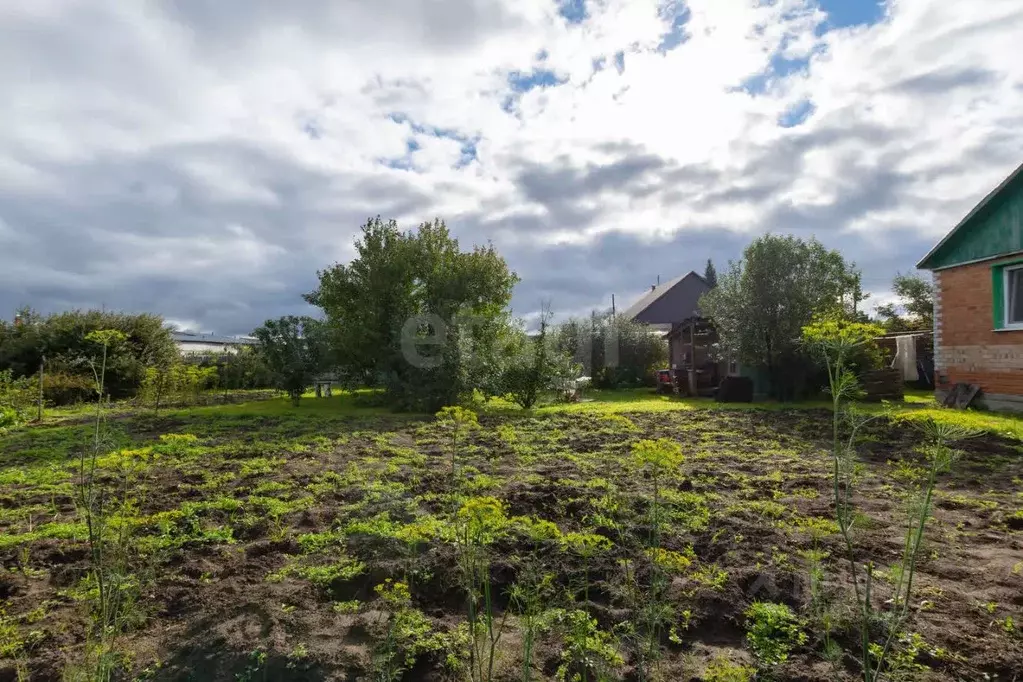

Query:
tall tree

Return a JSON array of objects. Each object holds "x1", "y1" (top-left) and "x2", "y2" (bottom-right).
[
  {"x1": 699, "y1": 235, "x2": 864, "y2": 398},
  {"x1": 874, "y1": 273, "x2": 935, "y2": 332},
  {"x1": 252, "y1": 316, "x2": 327, "y2": 406},
  {"x1": 703, "y1": 259, "x2": 718, "y2": 288},
  {"x1": 306, "y1": 217, "x2": 519, "y2": 411}
]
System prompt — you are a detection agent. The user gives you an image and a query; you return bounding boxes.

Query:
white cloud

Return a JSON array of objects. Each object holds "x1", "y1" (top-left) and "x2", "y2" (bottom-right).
[{"x1": 0, "y1": 0, "x2": 1020, "y2": 333}]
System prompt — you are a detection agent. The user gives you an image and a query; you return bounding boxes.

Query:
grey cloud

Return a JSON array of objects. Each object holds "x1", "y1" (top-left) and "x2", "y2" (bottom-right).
[{"x1": 164, "y1": 0, "x2": 528, "y2": 53}]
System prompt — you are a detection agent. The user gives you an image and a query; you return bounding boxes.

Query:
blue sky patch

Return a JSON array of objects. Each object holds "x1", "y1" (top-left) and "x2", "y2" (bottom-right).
[
  {"x1": 816, "y1": 0, "x2": 886, "y2": 31},
  {"x1": 613, "y1": 51, "x2": 625, "y2": 74},
  {"x1": 508, "y1": 68, "x2": 567, "y2": 93},
  {"x1": 738, "y1": 53, "x2": 812, "y2": 95},
  {"x1": 384, "y1": 114, "x2": 477, "y2": 169},
  {"x1": 658, "y1": 3, "x2": 691, "y2": 52},
  {"x1": 559, "y1": 0, "x2": 587, "y2": 24},
  {"x1": 779, "y1": 99, "x2": 816, "y2": 127}
]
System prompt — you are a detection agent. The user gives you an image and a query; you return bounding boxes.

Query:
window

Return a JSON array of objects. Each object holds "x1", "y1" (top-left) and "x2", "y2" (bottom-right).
[{"x1": 1005, "y1": 265, "x2": 1023, "y2": 328}]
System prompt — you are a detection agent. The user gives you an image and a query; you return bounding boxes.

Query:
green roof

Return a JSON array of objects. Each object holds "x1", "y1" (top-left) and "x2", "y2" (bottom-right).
[{"x1": 917, "y1": 161, "x2": 1023, "y2": 270}]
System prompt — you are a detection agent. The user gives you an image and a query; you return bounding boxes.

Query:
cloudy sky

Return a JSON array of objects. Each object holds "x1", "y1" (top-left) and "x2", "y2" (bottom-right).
[{"x1": 2, "y1": 0, "x2": 1022, "y2": 334}]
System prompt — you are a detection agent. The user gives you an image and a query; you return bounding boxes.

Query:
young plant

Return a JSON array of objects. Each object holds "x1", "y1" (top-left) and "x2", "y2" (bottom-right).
[
  {"x1": 560, "y1": 532, "x2": 612, "y2": 611},
  {"x1": 67, "y1": 330, "x2": 144, "y2": 682},
  {"x1": 553, "y1": 609, "x2": 623, "y2": 682},
  {"x1": 454, "y1": 496, "x2": 510, "y2": 682},
  {"x1": 509, "y1": 564, "x2": 557, "y2": 682},
  {"x1": 436, "y1": 406, "x2": 479, "y2": 477},
  {"x1": 744, "y1": 601, "x2": 807, "y2": 670},
  {"x1": 373, "y1": 580, "x2": 446, "y2": 682},
  {"x1": 802, "y1": 319, "x2": 971, "y2": 682},
  {"x1": 630, "y1": 438, "x2": 685, "y2": 678}
]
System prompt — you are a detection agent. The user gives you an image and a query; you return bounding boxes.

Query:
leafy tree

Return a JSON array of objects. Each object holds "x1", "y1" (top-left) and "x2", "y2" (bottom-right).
[
  {"x1": 554, "y1": 312, "x2": 666, "y2": 389},
  {"x1": 0, "y1": 308, "x2": 177, "y2": 399},
  {"x1": 501, "y1": 309, "x2": 576, "y2": 409},
  {"x1": 306, "y1": 217, "x2": 519, "y2": 411},
  {"x1": 699, "y1": 235, "x2": 865, "y2": 399},
  {"x1": 703, "y1": 259, "x2": 718, "y2": 288},
  {"x1": 874, "y1": 273, "x2": 934, "y2": 332},
  {"x1": 252, "y1": 316, "x2": 327, "y2": 406}
]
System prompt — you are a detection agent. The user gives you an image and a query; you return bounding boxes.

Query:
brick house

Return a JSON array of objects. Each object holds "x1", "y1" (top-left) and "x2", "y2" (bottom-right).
[{"x1": 917, "y1": 161, "x2": 1023, "y2": 411}]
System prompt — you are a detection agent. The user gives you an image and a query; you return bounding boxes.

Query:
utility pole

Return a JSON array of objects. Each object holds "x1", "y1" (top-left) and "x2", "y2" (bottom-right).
[{"x1": 611, "y1": 294, "x2": 616, "y2": 318}]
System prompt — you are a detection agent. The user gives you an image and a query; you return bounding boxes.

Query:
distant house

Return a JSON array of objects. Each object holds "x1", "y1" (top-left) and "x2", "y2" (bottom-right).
[
  {"x1": 620, "y1": 271, "x2": 710, "y2": 333},
  {"x1": 917, "y1": 160, "x2": 1023, "y2": 411},
  {"x1": 622, "y1": 271, "x2": 728, "y2": 393},
  {"x1": 172, "y1": 331, "x2": 256, "y2": 357}
]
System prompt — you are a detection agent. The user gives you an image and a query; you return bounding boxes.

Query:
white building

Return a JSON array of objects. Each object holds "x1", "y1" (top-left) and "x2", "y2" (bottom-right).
[{"x1": 172, "y1": 331, "x2": 256, "y2": 356}]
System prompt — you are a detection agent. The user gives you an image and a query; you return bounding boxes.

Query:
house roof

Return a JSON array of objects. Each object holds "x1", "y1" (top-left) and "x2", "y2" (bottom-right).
[
  {"x1": 620, "y1": 271, "x2": 710, "y2": 326},
  {"x1": 917, "y1": 160, "x2": 1023, "y2": 270},
  {"x1": 172, "y1": 332, "x2": 256, "y2": 346}
]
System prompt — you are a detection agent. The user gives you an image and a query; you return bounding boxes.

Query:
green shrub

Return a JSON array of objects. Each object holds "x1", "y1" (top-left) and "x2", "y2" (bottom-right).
[
  {"x1": 42, "y1": 371, "x2": 95, "y2": 406},
  {"x1": 705, "y1": 655, "x2": 755, "y2": 682},
  {"x1": 744, "y1": 601, "x2": 806, "y2": 667},
  {"x1": 0, "y1": 369, "x2": 35, "y2": 430},
  {"x1": 0, "y1": 308, "x2": 176, "y2": 398}
]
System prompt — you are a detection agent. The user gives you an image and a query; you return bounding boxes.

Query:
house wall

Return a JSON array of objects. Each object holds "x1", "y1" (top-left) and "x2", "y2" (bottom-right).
[
  {"x1": 934, "y1": 254, "x2": 1023, "y2": 411},
  {"x1": 176, "y1": 342, "x2": 244, "y2": 355}
]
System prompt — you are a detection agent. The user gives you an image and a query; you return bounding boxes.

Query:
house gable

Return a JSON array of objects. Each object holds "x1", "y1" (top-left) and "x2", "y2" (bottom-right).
[
  {"x1": 622, "y1": 271, "x2": 710, "y2": 326},
  {"x1": 918, "y1": 161, "x2": 1023, "y2": 270}
]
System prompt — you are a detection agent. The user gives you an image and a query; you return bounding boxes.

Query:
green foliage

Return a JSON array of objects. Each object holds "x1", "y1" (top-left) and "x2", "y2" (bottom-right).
[
  {"x1": 704, "y1": 259, "x2": 718, "y2": 288},
  {"x1": 553, "y1": 609, "x2": 623, "y2": 681},
  {"x1": 213, "y1": 346, "x2": 275, "y2": 390},
  {"x1": 0, "y1": 369, "x2": 36, "y2": 431},
  {"x1": 699, "y1": 235, "x2": 865, "y2": 399},
  {"x1": 373, "y1": 580, "x2": 449, "y2": 682},
  {"x1": 0, "y1": 308, "x2": 176, "y2": 399},
  {"x1": 502, "y1": 310, "x2": 577, "y2": 409},
  {"x1": 138, "y1": 362, "x2": 219, "y2": 410},
  {"x1": 631, "y1": 438, "x2": 685, "y2": 475},
  {"x1": 307, "y1": 217, "x2": 519, "y2": 411},
  {"x1": 802, "y1": 316, "x2": 885, "y2": 376},
  {"x1": 874, "y1": 273, "x2": 935, "y2": 332},
  {"x1": 252, "y1": 316, "x2": 328, "y2": 405},
  {"x1": 704, "y1": 655, "x2": 755, "y2": 682},
  {"x1": 744, "y1": 601, "x2": 806, "y2": 667},
  {"x1": 553, "y1": 313, "x2": 667, "y2": 389}
]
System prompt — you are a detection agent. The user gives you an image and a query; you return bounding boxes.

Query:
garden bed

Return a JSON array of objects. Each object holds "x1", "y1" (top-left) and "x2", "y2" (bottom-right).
[{"x1": 1, "y1": 403, "x2": 1021, "y2": 680}]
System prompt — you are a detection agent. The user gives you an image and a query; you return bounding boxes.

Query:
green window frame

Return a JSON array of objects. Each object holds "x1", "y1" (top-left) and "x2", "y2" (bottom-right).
[{"x1": 992, "y1": 259, "x2": 1023, "y2": 330}]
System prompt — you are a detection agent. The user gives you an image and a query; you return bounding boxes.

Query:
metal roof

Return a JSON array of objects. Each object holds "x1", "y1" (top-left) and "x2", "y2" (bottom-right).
[
  {"x1": 917, "y1": 159, "x2": 1023, "y2": 270},
  {"x1": 171, "y1": 332, "x2": 256, "y2": 346},
  {"x1": 620, "y1": 271, "x2": 710, "y2": 325}
]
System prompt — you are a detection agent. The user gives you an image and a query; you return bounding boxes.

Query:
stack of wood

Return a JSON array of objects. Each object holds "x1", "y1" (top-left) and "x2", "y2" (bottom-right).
[{"x1": 859, "y1": 368, "x2": 904, "y2": 402}]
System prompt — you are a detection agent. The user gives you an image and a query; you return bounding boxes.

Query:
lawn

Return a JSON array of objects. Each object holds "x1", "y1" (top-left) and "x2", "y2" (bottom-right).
[{"x1": 1, "y1": 391, "x2": 1022, "y2": 681}]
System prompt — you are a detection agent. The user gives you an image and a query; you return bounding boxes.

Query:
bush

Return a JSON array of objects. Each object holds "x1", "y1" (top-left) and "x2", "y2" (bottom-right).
[
  {"x1": 0, "y1": 308, "x2": 177, "y2": 399},
  {"x1": 501, "y1": 314, "x2": 577, "y2": 409},
  {"x1": 744, "y1": 601, "x2": 806, "y2": 667},
  {"x1": 42, "y1": 371, "x2": 95, "y2": 406},
  {"x1": 210, "y1": 347, "x2": 274, "y2": 390},
  {"x1": 554, "y1": 313, "x2": 666, "y2": 389},
  {"x1": 137, "y1": 363, "x2": 219, "y2": 409},
  {"x1": 0, "y1": 370, "x2": 36, "y2": 431}
]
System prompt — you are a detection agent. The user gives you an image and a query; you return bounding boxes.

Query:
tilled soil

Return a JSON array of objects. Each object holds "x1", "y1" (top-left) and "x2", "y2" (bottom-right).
[{"x1": 1, "y1": 407, "x2": 1021, "y2": 681}]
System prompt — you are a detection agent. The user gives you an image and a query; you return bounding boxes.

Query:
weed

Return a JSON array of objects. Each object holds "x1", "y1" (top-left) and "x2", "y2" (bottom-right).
[
  {"x1": 454, "y1": 496, "x2": 510, "y2": 682},
  {"x1": 373, "y1": 580, "x2": 448, "y2": 682},
  {"x1": 704, "y1": 654, "x2": 755, "y2": 682},
  {"x1": 745, "y1": 601, "x2": 807, "y2": 669},
  {"x1": 553, "y1": 609, "x2": 623, "y2": 682}
]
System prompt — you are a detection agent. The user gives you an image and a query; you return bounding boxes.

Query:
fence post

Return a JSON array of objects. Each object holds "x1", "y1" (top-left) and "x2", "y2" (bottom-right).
[{"x1": 37, "y1": 356, "x2": 44, "y2": 422}]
